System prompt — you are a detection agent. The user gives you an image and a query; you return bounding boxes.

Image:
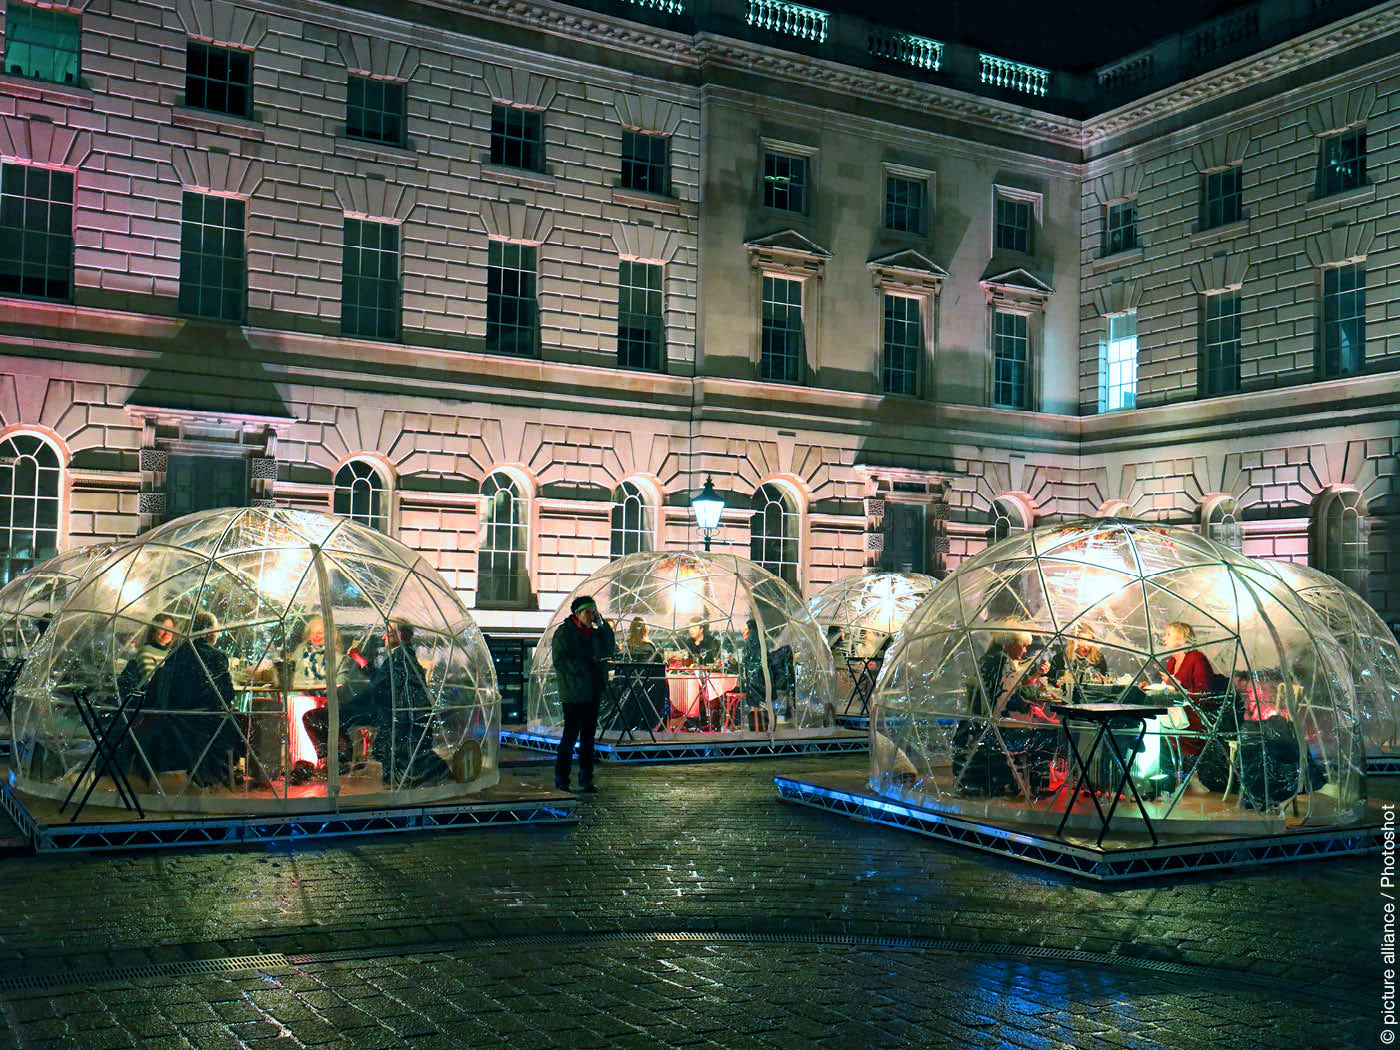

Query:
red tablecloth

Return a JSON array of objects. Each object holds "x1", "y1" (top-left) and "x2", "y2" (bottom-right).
[{"x1": 666, "y1": 670, "x2": 739, "y2": 720}]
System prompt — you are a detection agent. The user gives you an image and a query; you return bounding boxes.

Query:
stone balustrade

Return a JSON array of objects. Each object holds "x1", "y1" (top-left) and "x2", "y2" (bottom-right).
[
  {"x1": 978, "y1": 53, "x2": 1050, "y2": 96},
  {"x1": 626, "y1": 0, "x2": 687, "y2": 12},
  {"x1": 866, "y1": 28, "x2": 943, "y2": 72},
  {"x1": 744, "y1": 0, "x2": 829, "y2": 43}
]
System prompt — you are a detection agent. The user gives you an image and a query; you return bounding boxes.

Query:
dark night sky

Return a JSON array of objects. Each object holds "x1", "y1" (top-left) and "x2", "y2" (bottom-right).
[{"x1": 826, "y1": 0, "x2": 1255, "y2": 71}]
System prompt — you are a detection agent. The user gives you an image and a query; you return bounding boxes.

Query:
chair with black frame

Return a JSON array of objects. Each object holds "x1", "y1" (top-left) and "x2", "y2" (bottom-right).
[
  {"x1": 59, "y1": 686, "x2": 147, "y2": 821},
  {"x1": 600, "y1": 660, "x2": 666, "y2": 744},
  {"x1": 0, "y1": 657, "x2": 24, "y2": 722}
]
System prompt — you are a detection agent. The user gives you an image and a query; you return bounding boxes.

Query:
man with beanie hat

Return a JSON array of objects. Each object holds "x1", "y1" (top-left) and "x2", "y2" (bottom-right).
[{"x1": 551, "y1": 594, "x2": 615, "y2": 792}]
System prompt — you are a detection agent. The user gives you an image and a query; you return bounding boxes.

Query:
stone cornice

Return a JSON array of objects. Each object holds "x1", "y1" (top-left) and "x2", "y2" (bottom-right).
[{"x1": 1082, "y1": 2, "x2": 1400, "y2": 147}]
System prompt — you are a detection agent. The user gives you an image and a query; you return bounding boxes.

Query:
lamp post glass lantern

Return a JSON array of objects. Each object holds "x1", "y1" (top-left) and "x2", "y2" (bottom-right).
[{"x1": 692, "y1": 476, "x2": 725, "y2": 551}]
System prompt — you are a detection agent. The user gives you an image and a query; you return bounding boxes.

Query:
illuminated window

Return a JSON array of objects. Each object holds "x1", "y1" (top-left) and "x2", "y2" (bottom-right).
[
  {"x1": 1103, "y1": 200, "x2": 1137, "y2": 255},
  {"x1": 0, "y1": 433, "x2": 60, "y2": 584},
  {"x1": 347, "y1": 75, "x2": 405, "y2": 147},
  {"x1": 1321, "y1": 263, "x2": 1365, "y2": 378},
  {"x1": 478, "y1": 472, "x2": 529, "y2": 605},
  {"x1": 881, "y1": 293, "x2": 922, "y2": 396},
  {"x1": 3, "y1": 2, "x2": 79, "y2": 84},
  {"x1": 617, "y1": 260, "x2": 663, "y2": 371},
  {"x1": 762, "y1": 151, "x2": 807, "y2": 214},
  {"x1": 179, "y1": 191, "x2": 245, "y2": 322},
  {"x1": 760, "y1": 275, "x2": 803, "y2": 383},
  {"x1": 341, "y1": 218, "x2": 399, "y2": 340},
  {"x1": 490, "y1": 104, "x2": 542, "y2": 171},
  {"x1": 1199, "y1": 292, "x2": 1240, "y2": 397},
  {"x1": 1200, "y1": 165, "x2": 1242, "y2": 229},
  {"x1": 992, "y1": 311, "x2": 1029, "y2": 409},
  {"x1": 185, "y1": 40, "x2": 251, "y2": 118},
  {"x1": 610, "y1": 480, "x2": 652, "y2": 558},
  {"x1": 884, "y1": 176, "x2": 925, "y2": 234},
  {"x1": 1098, "y1": 310, "x2": 1137, "y2": 412},
  {"x1": 0, "y1": 163, "x2": 73, "y2": 302},
  {"x1": 1317, "y1": 129, "x2": 1366, "y2": 198},
  {"x1": 333, "y1": 460, "x2": 388, "y2": 533},
  {"x1": 750, "y1": 483, "x2": 799, "y2": 587},
  {"x1": 987, "y1": 496, "x2": 1029, "y2": 544},
  {"x1": 621, "y1": 131, "x2": 668, "y2": 194},
  {"x1": 487, "y1": 241, "x2": 538, "y2": 357}
]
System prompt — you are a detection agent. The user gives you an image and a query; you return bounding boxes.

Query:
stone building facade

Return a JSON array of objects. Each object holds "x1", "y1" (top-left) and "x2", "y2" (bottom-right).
[{"x1": 0, "y1": 0, "x2": 1396, "y2": 695}]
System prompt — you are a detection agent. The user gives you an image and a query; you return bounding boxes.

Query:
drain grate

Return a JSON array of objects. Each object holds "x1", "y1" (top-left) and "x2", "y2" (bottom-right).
[{"x1": 0, "y1": 930, "x2": 1347, "y2": 1003}]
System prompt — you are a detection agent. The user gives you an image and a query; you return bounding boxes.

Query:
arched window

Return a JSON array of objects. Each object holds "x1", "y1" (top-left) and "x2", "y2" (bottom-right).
[
  {"x1": 610, "y1": 480, "x2": 652, "y2": 558},
  {"x1": 478, "y1": 471, "x2": 530, "y2": 605},
  {"x1": 987, "y1": 495, "x2": 1031, "y2": 544},
  {"x1": 1200, "y1": 494, "x2": 1242, "y2": 552},
  {"x1": 1313, "y1": 488, "x2": 1368, "y2": 596},
  {"x1": 333, "y1": 459, "x2": 388, "y2": 533},
  {"x1": 750, "y1": 483, "x2": 799, "y2": 587},
  {"x1": 0, "y1": 433, "x2": 61, "y2": 584}
]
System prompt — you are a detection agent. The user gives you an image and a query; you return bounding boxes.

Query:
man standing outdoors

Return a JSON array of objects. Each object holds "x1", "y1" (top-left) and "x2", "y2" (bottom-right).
[{"x1": 552, "y1": 595, "x2": 615, "y2": 793}]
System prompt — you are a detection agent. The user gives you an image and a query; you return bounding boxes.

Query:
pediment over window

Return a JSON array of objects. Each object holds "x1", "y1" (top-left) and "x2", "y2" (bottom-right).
[
  {"x1": 868, "y1": 249, "x2": 948, "y2": 294},
  {"x1": 979, "y1": 265, "x2": 1052, "y2": 311},
  {"x1": 745, "y1": 229, "x2": 830, "y2": 276}
]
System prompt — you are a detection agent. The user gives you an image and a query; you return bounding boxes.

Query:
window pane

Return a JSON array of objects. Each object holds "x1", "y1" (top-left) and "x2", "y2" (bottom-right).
[
  {"x1": 0, "y1": 434, "x2": 60, "y2": 584},
  {"x1": 333, "y1": 460, "x2": 388, "y2": 532},
  {"x1": 1099, "y1": 310, "x2": 1138, "y2": 412},
  {"x1": 762, "y1": 151, "x2": 808, "y2": 214},
  {"x1": 617, "y1": 260, "x2": 664, "y2": 371},
  {"x1": 1321, "y1": 263, "x2": 1365, "y2": 378},
  {"x1": 1199, "y1": 293, "x2": 1241, "y2": 396},
  {"x1": 347, "y1": 75, "x2": 406, "y2": 146},
  {"x1": 342, "y1": 217, "x2": 400, "y2": 340},
  {"x1": 880, "y1": 293, "x2": 922, "y2": 396},
  {"x1": 749, "y1": 484, "x2": 798, "y2": 587},
  {"x1": 1317, "y1": 129, "x2": 1366, "y2": 198},
  {"x1": 760, "y1": 275, "x2": 803, "y2": 383},
  {"x1": 0, "y1": 161, "x2": 74, "y2": 302},
  {"x1": 884, "y1": 176, "x2": 925, "y2": 233},
  {"x1": 186, "y1": 41, "x2": 252, "y2": 117},
  {"x1": 621, "y1": 130, "x2": 669, "y2": 194},
  {"x1": 1103, "y1": 200, "x2": 1137, "y2": 256},
  {"x1": 478, "y1": 473, "x2": 529, "y2": 604},
  {"x1": 178, "y1": 190, "x2": 245, "y2": 322},
  {"x1": 491, "y1": 105, "x2": 543, "y2": 171},
  {"x1": 994, "y1": 197, "x2": 1030, "y2": 253},
  {"x1": 4, "y1": 3, "x2": 81, "y2": 84},
  {"x1": 487, "y1": 240, "x2": 538, "y2": 356},
  {"x1": 992, "y1": 311, "x2": 1029, "y2": 409}
]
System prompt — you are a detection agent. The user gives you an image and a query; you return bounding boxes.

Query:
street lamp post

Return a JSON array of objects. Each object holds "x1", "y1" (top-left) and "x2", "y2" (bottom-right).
[{"x1": 691, "y1": 476, "x2": 725, "y2": 552}]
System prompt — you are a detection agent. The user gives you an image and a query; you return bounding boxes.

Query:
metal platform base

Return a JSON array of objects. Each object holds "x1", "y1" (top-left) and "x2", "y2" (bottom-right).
[
  {"x1": 834, "y1": 714, "x2": 869, "y2": 730},
  {"x1": 501, "y1": 727, "x2": 867, "y2": 764},
  {"x1": 0, "y1": 777, "x2": 577, "y2": 854},
  {"x1": 774, "y1": 772, "x2": 1381, "y2": 883},
  {"x1": 1368, "y1": 754, "x2": 1400, "y2": 776}
]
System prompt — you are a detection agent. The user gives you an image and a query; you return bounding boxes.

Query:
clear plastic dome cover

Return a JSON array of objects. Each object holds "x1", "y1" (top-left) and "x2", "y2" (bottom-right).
[
  {"x1": 1254, "y1": 559, "x2": 1400, "y2": 759},
  {"x1": 529, "y1": 551, "x2": 836, "y2": 735},
  {"x1": 871, "y1": 519, "x2": 1365, "y2": 832},
  {"x1": 12, "y1": 507, "x2": 499, "y2": 813},
  {"x1": 0, "y1": 543, "x2": 120, "y2": 663},
  {"x1": 808, "y1": 572, "x2": 940, "y2": 715}
]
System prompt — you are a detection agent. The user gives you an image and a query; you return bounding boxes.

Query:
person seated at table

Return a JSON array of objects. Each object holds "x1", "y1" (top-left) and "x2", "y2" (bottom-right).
[
  {"x1": 1048, "y1": 624, "x2": 1110, "y2": 696},
  {"x1": 301, "y1": 621, "x2": 450, "y2": 786},
  {"x1": 621, "y1": 618, "x2": 661, "y2": 664},
  {"x1": 683, "y1": 618, "x2": 721, "y2": 666},
  {"x1": 955, "y1": 629, "x2": 1059, "y2": 797},
  {"x1": 118, "y1": 614, "x2": 178, "y2": 700},
  {"x1": 288, "y1": 614, "x2": 337, "y2": 689},
  {"x1": 739, "y1": 618, "x2": 770, "y2": 730},
  {"x1": 140, "y1": 610, "x2": 243, "y2": 787},
  {"x1": 1151, "y1": 620, "x2": 1220, "y2": 760}
]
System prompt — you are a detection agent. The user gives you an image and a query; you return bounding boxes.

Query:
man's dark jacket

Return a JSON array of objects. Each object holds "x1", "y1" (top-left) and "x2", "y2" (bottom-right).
[{"x1": 552, "y1": 615, "x2": 616, "y2": 706}]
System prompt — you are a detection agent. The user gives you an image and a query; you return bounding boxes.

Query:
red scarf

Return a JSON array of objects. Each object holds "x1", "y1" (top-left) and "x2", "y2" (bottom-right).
[{"x1": 571, "y1": 614, "x2": 594, "y2": 636}]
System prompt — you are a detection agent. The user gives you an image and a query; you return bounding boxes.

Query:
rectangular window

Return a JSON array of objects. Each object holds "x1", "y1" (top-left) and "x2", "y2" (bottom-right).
[
  {"x1": 881, "y1": 293, "x2": 922, "y2": 396},
  {"x1": 4, "y1": 2, "x2": 80, "y2": 84},
  {"x1": 341, "y1": 217, "x2": 399, "y2": 341},
  {"x1": 0, "y1": 163, "x2": 73, "y2": 301},
  {"x1": 1098, "y1": 310, "x2": 1138, "y2": 412},
  {"x1": 487, "y1": 240, "x2": 538, "y2": 357},
  {"x1": 762, "y1": 151, "x2": 808, "y2": 214},
  {"x1": 617, "y1": 260, "x2": 664, "y2": 371},
  {"x1": 994, "y1": 196, "x2": 1031, "y2": 254},
  {"x1": 879, "y1": 502, "x2": 925, "y2": 575},
  {"x1": 490, "y1": 104, "x2": 543, "y2": 172},
  {"x1": 1103, "y1": 200, "x2": 1137, "y2": 256},
  {"x1": 884, "y1": 176, "x2": 925, "y2": 234},
  {"x1": 1321, "y1": 263, "x2": 1365, "y2": 378},
  {"x1": 992, "y1": 311, "x2": 1029, "y2": 409},
  {"x1": 621, "y1": 130, "x2": 668, "y2": 195},
  {"x1": 760, "y1": 274, "x2": 803, "y2": 383},
  {"x1": 1317, "y1": 129, "x2": 1366, "y2": 198},
  {"x1": 185, "y1": 40, "x2": 251, "y2": 118},
  {"x1": 347, "y1": 75, "x2": 405, "y2": 147},
  {"x1": 178, "y1": 191, "x2": 245, "y2": 322},
  {"x1": 1200, "y1": 166, "x2": 1242, "y2": 230},
  {"x1": 1199, "y1": 292, "x2": 1241, "y2": 397}
]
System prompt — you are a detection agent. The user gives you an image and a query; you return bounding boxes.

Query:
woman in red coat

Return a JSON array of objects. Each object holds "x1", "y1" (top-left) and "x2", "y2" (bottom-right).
[{"x1": 1160, "y1": 620, "x2": 1216, "y2": 761}]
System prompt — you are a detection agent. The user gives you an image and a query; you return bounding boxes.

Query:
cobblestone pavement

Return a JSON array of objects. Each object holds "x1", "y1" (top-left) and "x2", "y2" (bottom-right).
[{"x1": 0, "y1": 755, "x2": 1386, "y2": 1048}]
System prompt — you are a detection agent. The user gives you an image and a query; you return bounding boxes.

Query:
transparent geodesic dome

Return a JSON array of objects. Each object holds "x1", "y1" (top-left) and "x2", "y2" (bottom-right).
[
  {"x1": 808, "y1": 572, "x2": 940, "y2": 716},
  {"x1": 529, "y1": 551, "x2": 835, "y2": 737},
  {"x1": 0, "y1": 542, "x2": 119, "y2": 664},
  {"x1": 871, "y1": 519, "x2": 1365, "y2": 836},
  {"x1": 1254, "y1": 559, "x2": 1400, "y2": 760},
  {"x1": 11, "y1": 507, "x2": 499, "y2": 814}
]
